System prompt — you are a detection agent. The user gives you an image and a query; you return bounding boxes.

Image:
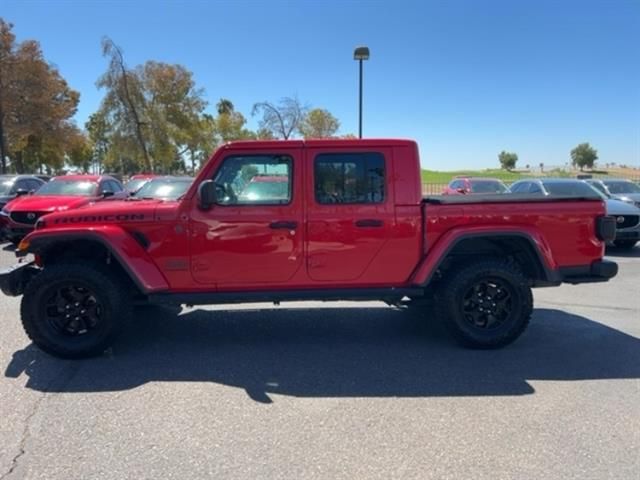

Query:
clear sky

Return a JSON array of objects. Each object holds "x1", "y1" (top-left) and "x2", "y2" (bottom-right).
[{"x1": 2, "y1": 0, "x2": 639, "y2": 170}]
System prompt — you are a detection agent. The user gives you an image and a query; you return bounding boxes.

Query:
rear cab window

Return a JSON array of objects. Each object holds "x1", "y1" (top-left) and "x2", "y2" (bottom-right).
[{"x1": 314, "y1": 152, "x2": 385, "y2": 204}]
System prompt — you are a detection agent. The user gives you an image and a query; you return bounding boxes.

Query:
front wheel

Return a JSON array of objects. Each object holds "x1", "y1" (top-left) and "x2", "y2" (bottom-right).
[
  {"x1": 436, "y1": 260, "x2": 533, "y2": 349},
  {"x1": 20, "y1": 262, "x2": 131, "y2": 359},
  {"x1": 613, "y1": 240, "x2": 637, "y2": 250}
]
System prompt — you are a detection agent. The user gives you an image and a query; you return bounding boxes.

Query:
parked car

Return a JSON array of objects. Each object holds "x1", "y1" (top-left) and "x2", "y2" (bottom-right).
[
  {"x1": 511, "y1": 178, "x2": 640, "y2": 249},
  {"x1": 442, "y1": 177, "x2": 509, "y2": 195},
  {"x1": 0, "y1": 175, "x2": 46, "y2": 211},
  {"x1": 133, "y1": 176, "x2": 193, "y2": 200},
  {"x1": 0, "y1": 174, "x2": 126, "y2": 244},
  {"x1": 0, "y1": 139, "x2": 617, "y2": 359},
  {"x1": 585, "y1": 179, "x2": 640, "y2": 208},
  {"x1": 124, "y1": 174, "x2": 158, "y2": 195}
]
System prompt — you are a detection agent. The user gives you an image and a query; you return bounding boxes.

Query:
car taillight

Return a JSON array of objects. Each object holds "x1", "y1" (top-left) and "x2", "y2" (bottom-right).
[{"x1": 596, "y1": 215, "x2": 616, "y2": 242}]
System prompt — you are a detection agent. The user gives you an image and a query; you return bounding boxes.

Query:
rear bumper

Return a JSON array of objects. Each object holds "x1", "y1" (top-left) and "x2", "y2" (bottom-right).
[
  {"x1": 559, "y1": 260, "x2": 618, "y2": 285},
  {"x1": 0, "y1": 262, "x2": 39, "y2": 296}
]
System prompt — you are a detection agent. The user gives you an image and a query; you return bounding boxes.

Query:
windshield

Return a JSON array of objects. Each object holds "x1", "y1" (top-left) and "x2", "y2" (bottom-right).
[
  {"x1": 35, "y1": 180, "x2": 97, "y2": 196},
  {"x1": 543, "y1": 182, "x2": 601, "y2": 197},
  {"x1": 0, "y1": 180, "x2": 13, "y2": 195},
  {"x1": 125, "y1": 178, "x2": 150, "y2": 193},
  {"x1": 603, "y1": 181, "x2": 640, "y2": 194},
  {"x1": 136, "y1": 179, "x2": 192, "y2": 200},
  {"x1": 470, "y1": 180, "x2": 508, "y2": 194},
  {"x1": 588, "y1": 181, "x2": 609, "y2": 197}
]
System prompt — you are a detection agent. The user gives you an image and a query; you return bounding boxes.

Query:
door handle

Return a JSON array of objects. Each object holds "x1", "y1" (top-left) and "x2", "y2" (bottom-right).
[
  {"x1": 270, "y1": 221, "x2": 298, "y2": 230},
  {"x1": 355, "y1": 219, "x2": 383, "y2": 227}
]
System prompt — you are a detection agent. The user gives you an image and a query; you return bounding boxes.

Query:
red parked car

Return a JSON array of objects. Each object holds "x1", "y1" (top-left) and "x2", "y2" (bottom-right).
[
  {"x1": 0, "y1": 139, "x2": 617, "y2": 358},
  {"x1": 442, "y1": 177, "x2": 509, "y2": 195},
  {"x1": 0, "y1": 174, "x2": 125, "y2": 244}
]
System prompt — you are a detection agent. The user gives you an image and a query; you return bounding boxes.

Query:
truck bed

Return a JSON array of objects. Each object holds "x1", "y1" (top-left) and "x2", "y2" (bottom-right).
[{"x1": 423, "y1": 193, "x2": 602, "y2": 205}]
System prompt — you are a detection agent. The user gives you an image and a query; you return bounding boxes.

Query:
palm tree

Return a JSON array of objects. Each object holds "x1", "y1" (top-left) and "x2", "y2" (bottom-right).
[{"x1": 216, "y1": 99, "x2": 234, "y2": 115}]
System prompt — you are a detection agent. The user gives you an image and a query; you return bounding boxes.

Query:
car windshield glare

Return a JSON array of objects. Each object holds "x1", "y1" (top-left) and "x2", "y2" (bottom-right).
[
  {"x1": 604, "y1": 181, "x2": 640, "y2": 194},
  {"x1": 125, "y1": 179, "x2": 149, "y2": 193},
  {"x1": 35, "y1": 180, "x2": 97, "y2": 196},
  {"x1": 136, "y1": 179, "x2": 192, "y2": 200},
  {"x1": 0, "y1": 181, "x2": 13, "y2": 195},
  {"x1": 544, "y1": 182, "x2": 600, "y2": 196},
  {"x1": 470, "y1": 181, "x2": 508, "y2": 193}
]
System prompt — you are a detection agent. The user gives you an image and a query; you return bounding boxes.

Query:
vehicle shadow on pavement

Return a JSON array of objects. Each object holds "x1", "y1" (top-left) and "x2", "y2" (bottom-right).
[
  {"x1": 5, "y1": 307, "x2": 640, "y2": 402},
  {"x1": 606, "y1": 246, "x2": 640, "y2": 258}
]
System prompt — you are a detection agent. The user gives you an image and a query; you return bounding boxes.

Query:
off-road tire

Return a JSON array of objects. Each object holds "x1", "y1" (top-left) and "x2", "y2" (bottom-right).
[
  {"x1": 436, "y1": 259, "x2": 533, "y2": 349},
  {"x1": 20, "y1": 262, "x2": 131, "y2": 359}
]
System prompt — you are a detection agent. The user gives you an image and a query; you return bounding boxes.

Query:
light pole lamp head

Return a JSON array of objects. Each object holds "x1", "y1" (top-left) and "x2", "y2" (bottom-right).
[{"x1": 353, "y1": 46, "x2": 370, "y2": 61}]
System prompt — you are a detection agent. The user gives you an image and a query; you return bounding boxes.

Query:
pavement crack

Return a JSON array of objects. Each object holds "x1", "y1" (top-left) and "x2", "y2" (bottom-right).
[{"x1": 1, "y1": 364, "x2": 80, "y2": 480}]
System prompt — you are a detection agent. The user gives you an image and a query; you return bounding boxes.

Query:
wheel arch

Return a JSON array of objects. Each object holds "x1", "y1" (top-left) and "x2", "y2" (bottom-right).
[
  {"x1": 413, "y1": 230, "x2": 560, "y2": 287},
  {"x1": 24, "y1": 229, "x2": 169, "y2": 294}
]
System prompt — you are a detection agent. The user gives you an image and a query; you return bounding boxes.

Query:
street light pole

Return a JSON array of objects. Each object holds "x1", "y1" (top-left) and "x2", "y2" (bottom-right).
[
  {"x1": 358, "y1": 59, "x2": 363, "y2": 139},
  {"x1": 353, "y1": 46, "x2": 370, "y2": 139}
]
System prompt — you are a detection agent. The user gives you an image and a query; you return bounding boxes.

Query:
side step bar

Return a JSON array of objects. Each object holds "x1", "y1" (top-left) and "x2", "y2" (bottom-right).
[{"x1": 148, "y1": 287, "x2": 424, "y2": 306}]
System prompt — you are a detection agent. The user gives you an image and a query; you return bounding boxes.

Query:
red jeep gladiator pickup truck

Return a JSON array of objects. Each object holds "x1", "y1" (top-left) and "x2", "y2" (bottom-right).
[{"x1": 0, "y1": 139, "x2": 618, "y2": 358}]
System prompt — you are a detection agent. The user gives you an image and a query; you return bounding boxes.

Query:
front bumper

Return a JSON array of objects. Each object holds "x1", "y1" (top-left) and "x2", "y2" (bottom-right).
[
  {"x1": 0, "y1": 262, "x2": 40, "y2": 296},
  {"x1": 559, "y1": 260, "x2": 618, "y2": 285}
]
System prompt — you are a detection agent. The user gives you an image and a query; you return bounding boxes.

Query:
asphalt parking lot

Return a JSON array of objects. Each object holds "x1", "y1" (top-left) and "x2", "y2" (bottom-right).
[{"x1": 0, "y1": 247, "x2": 638, "y2": 480}]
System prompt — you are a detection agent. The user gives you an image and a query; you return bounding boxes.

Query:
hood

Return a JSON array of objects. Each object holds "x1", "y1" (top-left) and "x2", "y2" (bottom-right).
[
  {"x1": 4, "y1": 195, "x2": 93, "y2": 213},
  {"x1": 611, "y1": 193, "x2": 640, "y2": 204},
  {"x1": 605, "y1": 198, "x2": 640, "y2": 215},
  {"x1": 39, "y1": 198, "x2": 173, "y2": 227}
]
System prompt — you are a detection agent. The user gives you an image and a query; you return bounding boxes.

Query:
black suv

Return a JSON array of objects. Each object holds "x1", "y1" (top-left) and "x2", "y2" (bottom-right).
[{"x1": 0, "y1": 175, "x2": 46, "y2": 210}]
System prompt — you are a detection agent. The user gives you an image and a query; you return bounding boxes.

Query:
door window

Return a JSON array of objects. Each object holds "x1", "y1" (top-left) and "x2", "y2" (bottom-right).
[
  {"x1": 314, "y1": 152, "x2": 385, "y2": 204},
  {"x1": 510, "y1": 182, "x2": 528, "y2": 193},
  {"x1": 528, "y1": 183, "x2": 543, "y2": 194},
  {"x1": 213, "y1": 155, "x2": 292, "y2": 205}
]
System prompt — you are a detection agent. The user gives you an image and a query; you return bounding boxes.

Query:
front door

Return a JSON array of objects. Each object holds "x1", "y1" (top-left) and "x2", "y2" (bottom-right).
[{"x1": 190, "y1": 150, "x2": 304, "y2": 287}]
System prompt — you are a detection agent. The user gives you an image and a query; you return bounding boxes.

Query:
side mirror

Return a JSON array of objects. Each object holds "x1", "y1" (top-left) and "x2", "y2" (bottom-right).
[
  {"x1": 198, "y1": 180, "x2": 217, "y2": 210},
  {"x1": 456, "y1": 187, "x2": 467, "y2": 194},
  {"x1": 15, "y1": 189, "x2": 30, "y2": 197},
  {"x1": 102, "y1": 190, "x2": 114, "y2": 198}
]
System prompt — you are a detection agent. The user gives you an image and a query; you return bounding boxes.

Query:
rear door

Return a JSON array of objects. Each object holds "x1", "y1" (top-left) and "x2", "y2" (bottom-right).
[
  {"x1": 305, "y1": 147, "x2": 395, "y2": 283},
  {"x1": 189, "y1": 149, "x2": 304, "y2": 286}
]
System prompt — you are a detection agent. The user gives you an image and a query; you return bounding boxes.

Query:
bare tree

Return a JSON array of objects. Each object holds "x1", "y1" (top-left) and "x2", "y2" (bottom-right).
[
  {"x1": 251, "y1": 96, "x2": 307, "y2": 140},
  {"x1": 99, "y1": 37, "x2": 152, "y2": 171}
]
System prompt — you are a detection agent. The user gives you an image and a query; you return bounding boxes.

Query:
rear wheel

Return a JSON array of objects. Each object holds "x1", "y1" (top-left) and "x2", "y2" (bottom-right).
[
  {"x1": 436, "y1": 259, "x2": 533, "y2": 348},
  {"x1": 613, "y1": 240, "x2": 637, "y2": 250},
  {"x1": 21, "y1": 262, "x2": 131, "y2": 359}
]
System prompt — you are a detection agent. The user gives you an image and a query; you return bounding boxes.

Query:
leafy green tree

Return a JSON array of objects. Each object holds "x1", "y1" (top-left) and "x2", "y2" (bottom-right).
[
  {"x1": 299, "y1": 108, "x2": 340, "y2": 139},
  {"x1": 86, "y1": 112, "x2": 110, "y2": 173},
  {"x1": 570, "y1": 143, "x2": 598, "y2": 171},
  {"x1": 498, "y1": 151, "x2": 518, "y2": 171},
  {"x1": 67, "y1": 131, "x2": 93, "y2": 173},
  {"x1": 252, "y1": 96, "x2": 307, "y2": 139},
  {"x1": 96, "y1": 39, "x2": 208, "y2": 173},
  {"x1": 0, "y1": 18, "x2": 80, "y2": 173}
]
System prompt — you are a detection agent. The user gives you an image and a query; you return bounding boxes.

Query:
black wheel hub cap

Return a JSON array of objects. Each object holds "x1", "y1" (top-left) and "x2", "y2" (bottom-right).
[
  {"x1": 45, "y1": 285, "x2": 102, "y2": 336},
  {"x1": 462, "y1": 278, "x2": 513, "y2": 329}
]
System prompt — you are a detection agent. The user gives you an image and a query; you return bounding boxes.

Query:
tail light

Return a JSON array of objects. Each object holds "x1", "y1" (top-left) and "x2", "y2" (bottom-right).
[{"x1": 596, "y1": 215, "x2": 616, "y2": 242}]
